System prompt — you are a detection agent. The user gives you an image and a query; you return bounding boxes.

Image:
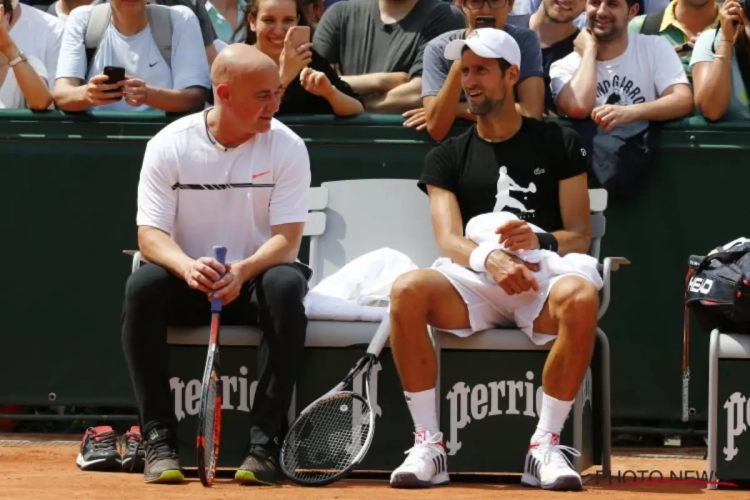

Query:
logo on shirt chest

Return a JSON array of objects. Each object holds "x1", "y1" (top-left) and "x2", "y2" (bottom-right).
[{"x1": 493, "y1": 166, "x2": 536, "y2": 217}]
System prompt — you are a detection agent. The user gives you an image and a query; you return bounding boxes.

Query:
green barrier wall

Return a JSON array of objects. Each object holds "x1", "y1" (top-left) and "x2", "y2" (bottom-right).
[{"x1": 0, "y1": 110, "x2": 746, "y2": 428}]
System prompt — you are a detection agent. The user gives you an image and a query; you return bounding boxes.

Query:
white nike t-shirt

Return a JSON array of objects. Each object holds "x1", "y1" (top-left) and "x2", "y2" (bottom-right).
[
  {"x1": 55, "y1": 4, "x2": 210, "y2": 112},
  {"x1": 136, "y1": 111, "x2": 312, "y2": 263}
]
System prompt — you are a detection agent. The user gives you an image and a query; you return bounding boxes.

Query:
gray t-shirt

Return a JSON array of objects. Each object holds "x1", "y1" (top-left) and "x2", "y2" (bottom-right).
[
  {"x1": 689, "y1": 29, "x2": 750, "y2": 121},
  {"x1": 421, "y1": 26, "x2": 544, "y2": 99},
  {"x1": 312, "y1": 0, "x2": 465, "y2": 78}
]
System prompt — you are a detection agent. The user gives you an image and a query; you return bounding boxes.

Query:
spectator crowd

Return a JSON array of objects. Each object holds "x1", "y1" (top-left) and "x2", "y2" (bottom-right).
[{"x1": 0, "y1": 0, "x2": 747, "y2": 126}]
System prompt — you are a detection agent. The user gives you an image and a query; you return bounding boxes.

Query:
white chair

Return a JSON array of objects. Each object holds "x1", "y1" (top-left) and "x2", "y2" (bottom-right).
[
  {"x1": 707, "y1": 329, "x2": 750, "y2": 489},
  {"x1": 432, "y1": 187, "x2": 627, "y2": 476}
]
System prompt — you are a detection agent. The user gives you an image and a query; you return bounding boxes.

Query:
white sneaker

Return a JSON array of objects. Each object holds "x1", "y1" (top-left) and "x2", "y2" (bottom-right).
[
  {"x1": 521, "y1": 432, "x2": 583, "y2": 491},
  {"x1": 389, "y1": 430, "x2": 449, "y2": 488}
]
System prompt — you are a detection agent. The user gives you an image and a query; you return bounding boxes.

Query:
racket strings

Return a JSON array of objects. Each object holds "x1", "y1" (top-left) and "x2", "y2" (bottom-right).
[{"x1": 282, "y1": 393, "x2": 371, "y2": 483}]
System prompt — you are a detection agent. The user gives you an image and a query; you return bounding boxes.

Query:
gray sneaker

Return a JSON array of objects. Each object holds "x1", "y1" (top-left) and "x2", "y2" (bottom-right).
[
  {"x1": 143, "y1": 427, "x2": 184, "y2": 484},
  {"x1": 235, "y1": 444, "x2": 282, "y2": 485}
]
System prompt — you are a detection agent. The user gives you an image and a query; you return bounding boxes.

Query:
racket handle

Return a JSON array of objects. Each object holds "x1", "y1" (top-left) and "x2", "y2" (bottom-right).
[{"x1": 211, "y1": 245, "x2": 227, "y2": 311}]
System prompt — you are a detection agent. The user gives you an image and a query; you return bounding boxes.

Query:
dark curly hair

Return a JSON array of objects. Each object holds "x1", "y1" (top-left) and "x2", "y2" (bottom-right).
[{"x1": 232, "y1": 0, "x2": 310, "y2": 45}]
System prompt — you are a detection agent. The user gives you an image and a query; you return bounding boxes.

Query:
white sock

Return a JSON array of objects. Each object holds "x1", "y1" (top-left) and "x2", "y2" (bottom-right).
[
  {"x1": 531, "y1": 392, "x2": 574, "y2": 443},
  {"x1": 404, "y1": 388, "x2": 440, "y2": 437}
]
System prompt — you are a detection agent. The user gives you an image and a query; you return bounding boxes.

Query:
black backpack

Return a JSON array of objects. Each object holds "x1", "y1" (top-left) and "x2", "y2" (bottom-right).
[{"x1": 684, "y1": 238, "x2": 750, "y2": 335}]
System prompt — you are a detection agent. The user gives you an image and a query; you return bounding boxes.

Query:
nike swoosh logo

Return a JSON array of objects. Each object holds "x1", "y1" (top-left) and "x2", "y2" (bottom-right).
[
  {"x1": 149, "y1": 62, "x2": 158, "y2": 67},
  {"x1": 252, "y1": 170, "x2": 270, "y2": 179}
]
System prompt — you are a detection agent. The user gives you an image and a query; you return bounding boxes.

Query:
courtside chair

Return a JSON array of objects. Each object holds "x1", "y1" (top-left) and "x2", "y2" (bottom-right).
[
  {"x1": 707, "y1": 330, "x2": 750, "y2": 489},
  {"x1": 432, "y1": 188, "x2": 626, "y2": 477}
]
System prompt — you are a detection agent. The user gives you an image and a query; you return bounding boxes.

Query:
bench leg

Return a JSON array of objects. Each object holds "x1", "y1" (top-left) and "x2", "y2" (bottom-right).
[
  {"x1": 707, "y1": 329, "x2": 720, "y2": 490},
  {"x1": 597, "y1": 327, "x2": 612, "y2": 478}
]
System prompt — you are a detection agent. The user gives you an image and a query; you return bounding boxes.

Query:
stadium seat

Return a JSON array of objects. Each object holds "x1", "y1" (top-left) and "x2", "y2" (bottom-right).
[{"x1": 706, "y1": 330, "x2": 750, "y2": 489}]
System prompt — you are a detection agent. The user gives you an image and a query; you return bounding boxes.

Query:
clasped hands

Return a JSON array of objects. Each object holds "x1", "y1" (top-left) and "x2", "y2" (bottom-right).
[
  {"x1": 183, "y1": 257, "x2": 243, "y2": 305},
  {"x1": 483, "y1": 219, "x2": 541, "y2": 296}
]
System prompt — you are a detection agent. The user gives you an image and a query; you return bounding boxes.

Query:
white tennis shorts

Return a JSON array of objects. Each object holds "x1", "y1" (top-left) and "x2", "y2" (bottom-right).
[{"x1": 431, "y1": 257, "x2": 588, "y2": 346}]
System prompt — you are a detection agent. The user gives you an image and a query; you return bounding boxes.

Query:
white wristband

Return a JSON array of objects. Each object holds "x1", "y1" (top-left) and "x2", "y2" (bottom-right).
[{"x1": 469, "y1": 244, "x2": 496, "y2": 273}]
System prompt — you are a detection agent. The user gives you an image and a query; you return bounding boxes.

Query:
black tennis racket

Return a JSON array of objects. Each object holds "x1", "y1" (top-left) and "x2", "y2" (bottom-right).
[
  {"x1": 197, "y1": 245, "x2": 227, "y2": 487},
  {"x1": 280, "y1": 315, "x2": 391, "y2": 486}
]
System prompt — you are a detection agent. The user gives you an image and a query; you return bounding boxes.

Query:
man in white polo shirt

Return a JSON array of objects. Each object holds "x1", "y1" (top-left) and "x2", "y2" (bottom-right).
[{"x1": 121, "y1": 44, "x2": 311, "y2": 485}]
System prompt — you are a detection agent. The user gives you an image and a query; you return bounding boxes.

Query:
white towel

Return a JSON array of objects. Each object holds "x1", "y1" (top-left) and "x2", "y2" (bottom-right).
[
  {"x1": 303, "y1": 247, "x2": 418, "y2": 321},
  {"x1": 465, "y1": 212, "x2": 603, "y2": 290}
]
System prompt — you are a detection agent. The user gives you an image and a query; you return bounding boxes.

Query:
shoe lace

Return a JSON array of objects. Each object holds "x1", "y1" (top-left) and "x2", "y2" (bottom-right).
[
  {"x1": 88, "y1": 428, "x2": 117, "y2": 452},
  {"x1": 538, "y1": 442, "x2": 581, "y2": 469},
  {"x1": 146, "y1": 435, "x2": 177, "y2": 462},
  {"x1": 402, "y1": 431, "x2": 443, "y2": 465},
  {"x1": 118, "y1": 430, "x2": 143, "y2": 473}
]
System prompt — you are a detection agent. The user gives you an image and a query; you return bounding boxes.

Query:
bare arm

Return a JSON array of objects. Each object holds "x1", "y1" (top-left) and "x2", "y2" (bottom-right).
[
  {"x1": 427, "y1": 184, "x2": 478, "y2": 267},
  {"x1": 324, "y1": 86, "x2": 364, "y2": 116},
  {"x1": 556, "y1": 48, "x2": 598, "y2": 119},
  {"x1": 515, "y1": 76, "x2": 544, "y2": 120},
  {"x1": 628, "y1": 83, "x2": 694, "y2": 122},
  {"x1": 341, "y1": 72, "x2": 408, "y2": 95},
  {"x1": 233, "y1": 222, "x2": 305, "y2": 282},
  {"x1": 53, "y1": 77, "x2": 90, "y2": 111},
  {"x1": 138, "y1": 226, "x2": 194, "y2": 278},
  {"x1": 2, "y1": 46, "x2": 53, "y2": 110},
  {"x1": 205, "y1": 43, "x2": 218, "y2": 68},
  {"x1": 423, "y1": 62, "x2": 464, "y2": 141},
  {"x1": 552, "y1": 173, "x2": 592, "y2": 255},
  {"x1": 144, "y1": 86, "x2": 206, "y2": 113},
  {"x1": 692, "y1": 43, "x2": 733, "y2": 121},
  {"x1": 365, "y1": 77, "x2": 423, "y2": 114}
]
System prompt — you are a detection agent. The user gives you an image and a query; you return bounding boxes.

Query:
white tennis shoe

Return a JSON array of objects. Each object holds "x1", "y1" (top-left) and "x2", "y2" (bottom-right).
[
  {"x1": 521, "y1": 432, "x2": 583, "y2": 491},
  {"x1": 389, "y1": 430, "x2": 449, "y2": 488}
]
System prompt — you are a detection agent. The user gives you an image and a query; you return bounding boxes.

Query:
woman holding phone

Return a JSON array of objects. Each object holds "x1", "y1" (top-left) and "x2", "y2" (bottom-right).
[{"x1": 233, "y1": 0, "x2": 363, "y2": 115}]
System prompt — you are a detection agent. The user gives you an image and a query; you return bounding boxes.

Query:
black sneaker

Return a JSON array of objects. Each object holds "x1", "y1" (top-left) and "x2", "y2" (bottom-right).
[
  {"x1": 76, "y1": 426, "x2": 122, "y2": 472},
  {"x1": 143, "y1": 427, "x2": 184, "y2": 483},
  {"x1": 121, "y1": 425, "x2": 146, "y2": 473},
  {"x1": 235, "y1": 444, "x2": 282, "y2": 485}
]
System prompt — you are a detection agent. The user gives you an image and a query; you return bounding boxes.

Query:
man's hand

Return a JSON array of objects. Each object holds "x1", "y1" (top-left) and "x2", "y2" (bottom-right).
[
  {"x1": 121, "y1": 76, "x2": 148, "y2": 107},
  {"x1": 485, "y1": 250, "x2": 540, "y2": 296},
  {"x1": 591, "y1": 104, "x2": 638, "y2": 133},
  {"x1": 403, "y1": 107, "x2": 427, "y2": 131},
  {"x1": 183, "y1": 257, "x2": 227, "y2": 294},
  {"x1": 574, "y1": 28, "x2": 597, "y2": 56},
  {"x1": 496, "y1": 219, "x2": 539, "y2": 252},
  {"x1": 211, "y1": 265, "x2": 244, "y2": 306},
  {"x1": 86, "y1": 74, "x2": 123, "y2": 106}
]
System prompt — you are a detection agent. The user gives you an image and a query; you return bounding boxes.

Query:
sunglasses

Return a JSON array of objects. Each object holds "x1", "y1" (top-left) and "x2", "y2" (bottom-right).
[{"x1": 463, "y1": 0, "x2": 509, "y2": 10}]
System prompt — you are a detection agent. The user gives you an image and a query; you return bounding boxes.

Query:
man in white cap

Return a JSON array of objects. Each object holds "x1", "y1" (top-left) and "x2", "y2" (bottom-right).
[{"x1": 388, "y1": 28, "x2": 598, "y2": 492}]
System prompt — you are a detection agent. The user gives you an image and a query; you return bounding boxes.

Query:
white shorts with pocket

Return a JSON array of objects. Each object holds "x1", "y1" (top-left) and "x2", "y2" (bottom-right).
[{"x1": 430, "y1": 257, "x2": 592, "y2": 345}]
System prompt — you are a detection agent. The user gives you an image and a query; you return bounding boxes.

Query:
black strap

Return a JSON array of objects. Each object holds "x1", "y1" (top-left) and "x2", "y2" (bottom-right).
[{"x1": 640, "y1": 8, "x2": 665, "y2": 35}]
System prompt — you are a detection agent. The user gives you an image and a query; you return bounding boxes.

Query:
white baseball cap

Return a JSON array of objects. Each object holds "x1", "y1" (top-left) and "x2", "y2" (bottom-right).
[{"x1": 444, "y1": 28, "x2": 522, "y2": 68}]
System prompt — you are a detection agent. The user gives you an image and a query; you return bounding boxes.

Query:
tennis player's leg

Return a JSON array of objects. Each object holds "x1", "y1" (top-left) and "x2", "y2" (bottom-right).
[
  {"x1": 122, "y1": 263, "x2": 255, "y2": 483},
  {"x1": 388, "y1": 269, "x2": 472, "y2": 488},
  {"x1": 520, "y1": 275, "x2": 598, "y2": 492},
  {"x1": 235, "y1": 263, "x2": 309, "y2": 485}
]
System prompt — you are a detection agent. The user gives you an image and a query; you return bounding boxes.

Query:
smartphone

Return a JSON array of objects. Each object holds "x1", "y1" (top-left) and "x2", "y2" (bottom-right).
[
  {"x1": 476, "y1": 16, "x2": 496, "y2": 29},
  {"x1": 103, "y1": 66, "x2": 126, "y2": 93},
  {"x1": 288, "y1": 25, "x2": 311, "y2": 49}
]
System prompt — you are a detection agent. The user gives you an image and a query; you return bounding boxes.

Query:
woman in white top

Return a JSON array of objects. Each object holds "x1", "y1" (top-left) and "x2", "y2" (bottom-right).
[{"x1": 0, "y1": 0, "x2": 53, "y2": 110}]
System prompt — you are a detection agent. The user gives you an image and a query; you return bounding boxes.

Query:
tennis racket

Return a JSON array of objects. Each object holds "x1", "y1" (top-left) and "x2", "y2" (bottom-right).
[
  {"x1": 280, "y1": 314, "x2": 391, "y2": 486},
  {"x1": 197, "y1": 245, "x2": 227, "y2": 487}
]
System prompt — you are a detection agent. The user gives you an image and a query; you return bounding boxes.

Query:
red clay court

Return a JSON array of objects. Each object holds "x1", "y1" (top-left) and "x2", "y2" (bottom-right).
[{"x1": 0, "y1": 435, "x2": 747, "y2": 499}]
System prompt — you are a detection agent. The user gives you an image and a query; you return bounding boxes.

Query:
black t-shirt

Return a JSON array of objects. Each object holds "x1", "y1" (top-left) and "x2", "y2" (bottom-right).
[
  {"x1": 418, "y1": 118, "x2": 588, "y2": 233},
  {"x1": 276, "y1": 50, "x2": 361, "y2": 115}
]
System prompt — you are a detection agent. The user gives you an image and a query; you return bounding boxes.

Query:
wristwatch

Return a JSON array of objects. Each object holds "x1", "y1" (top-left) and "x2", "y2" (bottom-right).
[{"x1": 8, "y1": 50, "x2": 28, "y2": 68}]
